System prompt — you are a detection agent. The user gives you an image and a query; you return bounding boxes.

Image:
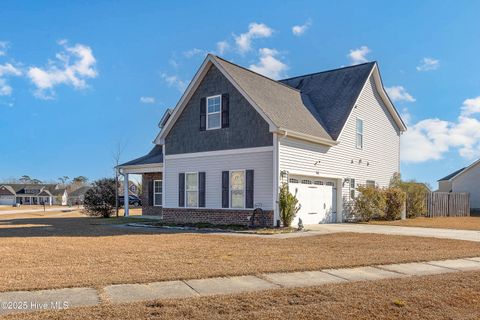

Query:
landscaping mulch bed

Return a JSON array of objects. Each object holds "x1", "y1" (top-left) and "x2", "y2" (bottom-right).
[
  {"x1": 1, "y1": 212, "x2": 480, "y2": 292},
  {"x1": 369, "y1": 216, "x2": 480, "y2": 231},
  {"x1": 5, "y1": 271, "x2": 480, "y2": 320}
]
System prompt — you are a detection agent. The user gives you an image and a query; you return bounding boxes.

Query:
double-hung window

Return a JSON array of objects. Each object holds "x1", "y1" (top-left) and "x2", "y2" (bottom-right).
[
  {"x1": 356, "y1": 118, "x2": 363, "y2": 149},
  {"x1": 206, "y1": 95, "x2": 221, "y2": 130},
  {"x1": 153, "y1": 180, "x2": 162, "y2": 206},
  {"x1": 185, "y1": 173, "x2": 198, "y2": 207},
  {"x1": 230, "y1": 170, "x2": 245, "y2": 208}
]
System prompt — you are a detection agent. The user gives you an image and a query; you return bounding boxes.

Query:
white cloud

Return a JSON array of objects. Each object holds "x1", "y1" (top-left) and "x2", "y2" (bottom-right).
[
  {"x1": 27, "y1": 40, "x2": 98, "y2": 99},
  {"x1": 140, "y1": 96, "x2": 155, "y2": 104},
  {"x1": 183, "y1": 48, "x2": 205, "y2": 58},
  {"x1": 416, "y1": 57, "x2": 439, "y2": 71},
  {"x1": 401, "y1": 96, "x2": 480, "y2": 163},
  {"x1": 234, "y1": 22, "x2": 273, "y2": 54},
  {"x1": 249, "y1": 48, "x2": 288, "y2": 80},
  {"x1": 292, "y1": 19, "x2": 312, "y2": 36},
  {"x1": 0, "y1": 63, "x2": 22, "y2": 96},
  {"x1": 216, "y1": 41, "x2": 229, "y2": 55},
  {"x1": 385, "y1": 86, "x2": 416, "y2": 103},
  {"x1": 348, "y1": 46, "x2": 370, "y2": 65},
  {"x1": 0, "y1": 41, "x2": 8, "y2": 56},
  {"x1": 160, "y1": 72, "x2": 187, "y2": 92}
]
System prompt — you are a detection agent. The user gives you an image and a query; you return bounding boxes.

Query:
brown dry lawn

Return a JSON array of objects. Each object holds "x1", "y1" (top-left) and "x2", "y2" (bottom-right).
[
  {"x1": 370, "y1": 216, "x2": 480, "y2": 231},
  {"x1": 1, "y1": 210, "x2": 479, "y2": 293},
  {"x1": 5, "y1": 271, "x2": 480, "y2": 320},
  {"x1": 0, "y1": 205, "x2": 67, "y2": 211}
]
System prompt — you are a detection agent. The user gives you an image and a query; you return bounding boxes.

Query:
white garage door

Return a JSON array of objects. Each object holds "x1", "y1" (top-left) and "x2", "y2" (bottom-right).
[
  {"x1": 288, "y1": 176, "x2": 337, "y2": 225},
  {"x1": 0, "y1": 195, "x2": 15, "y2": 205}
]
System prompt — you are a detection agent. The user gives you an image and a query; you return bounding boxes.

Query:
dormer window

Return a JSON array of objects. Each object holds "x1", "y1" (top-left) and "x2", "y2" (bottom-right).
[{"x1": 206, "y1": 95, "x2": 222, "y2": 130}]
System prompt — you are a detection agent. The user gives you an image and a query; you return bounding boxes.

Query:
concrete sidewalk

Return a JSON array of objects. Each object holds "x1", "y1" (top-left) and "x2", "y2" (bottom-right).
[
  {"x1": 1, "y1": 256, "x2": 479, "y2": 316},
  {"x1": 306, "y1": 223, "x2": 480, "y2": 242},
  {"x1": 0, "y1": 207, "x2": 81, "y2": 215}
]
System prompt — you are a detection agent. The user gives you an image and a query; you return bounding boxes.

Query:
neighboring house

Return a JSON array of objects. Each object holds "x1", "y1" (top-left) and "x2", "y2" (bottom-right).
[
  {"x1": 438, "y1": 159, "x2": 480, "y2": 211},
  {"x1": 0, "y1": 184, "x2": 67, "y2": 206},
  {"x1": 118, "y1": 54, "x2": 406, "y2": 226},
  {"x1": 68, "y1": 186, "x2": 91, "y2": 205}
]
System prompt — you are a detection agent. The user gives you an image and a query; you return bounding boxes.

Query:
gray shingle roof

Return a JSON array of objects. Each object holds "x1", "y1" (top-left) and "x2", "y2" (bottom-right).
[
  {"x1": 279, "y1": 62, "x2": 376, "y2": 140},
  {"x1": 119, "y1": 144, "x2": 163, "y2": 167},
  {"x1": 438, "y1": 167, "x2": 466, "y2": 181},
  {"x1": 213, "y1": 56, "x2": 334, "y2": 141}
]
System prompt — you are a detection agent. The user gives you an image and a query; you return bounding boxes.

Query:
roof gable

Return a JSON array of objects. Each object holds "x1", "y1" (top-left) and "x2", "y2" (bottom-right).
[
  {"x1": 442, "y1": 158, "x2": 480, "y2": 182},
  {"x1": 119, "y1": 144, "x2": 163, "y2": 167}
]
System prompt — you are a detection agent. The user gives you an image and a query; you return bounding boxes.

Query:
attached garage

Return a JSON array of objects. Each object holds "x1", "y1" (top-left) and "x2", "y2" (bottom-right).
[{"x1": 288, "y1": 176, "x2": 338, "y2": 225}]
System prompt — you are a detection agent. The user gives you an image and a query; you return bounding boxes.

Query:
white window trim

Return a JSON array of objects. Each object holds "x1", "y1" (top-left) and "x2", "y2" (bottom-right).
[
  {"x1": 356, "y1": 118, "x2": 364, "y2": 149},
  {"x1": 185, "y1": 172, "x2": 199, "y2": 208},
  {"x1": 229, "y1": 169, "x2": 246, "y2": 209},
  {"x1": 153, "y1": 179, "x2": 163, "y2": 207},
  {"x1": 206, "y1": 95, "x2": 222, "y2": 130}
]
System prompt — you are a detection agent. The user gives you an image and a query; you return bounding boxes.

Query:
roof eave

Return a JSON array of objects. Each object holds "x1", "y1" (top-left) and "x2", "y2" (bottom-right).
[{"x1": 277, "y1": 128, "x2": 338, "y2": 146}]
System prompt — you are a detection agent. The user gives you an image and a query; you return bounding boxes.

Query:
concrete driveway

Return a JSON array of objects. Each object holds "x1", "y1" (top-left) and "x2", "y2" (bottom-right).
[{"x1": 306, "y1": 223, "x2": 480, "y2": 242}]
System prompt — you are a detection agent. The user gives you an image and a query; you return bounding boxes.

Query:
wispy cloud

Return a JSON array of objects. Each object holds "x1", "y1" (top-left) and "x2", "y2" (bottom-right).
[
  {"x1": 401, "y1": 96, "x2": 480, "y2": 163},
  {"x1": 0, "y1": 41, "x2": 9, "y2": 56},
  {"x1": 385, "y1": 86, "x2": 416, "y2": 103},
  {"x1": 249, "y1": 48, "x2": 288, "y2": 80},
  {"x1": 27, "y1": 40, "x2": 98, "y2": 99},
  {"x1": 140, "y1": 96, "x2": 155, "y2": 104},
  {"x1": 216, "y1": 41, "x2": 229, "y2": 55},
  {"x1": 348, "y1": 46, "x2": 371, "y2": 65},
  {"x1": 183, "y1": 48, "x2": 205, "y2": 58},
  {"x1": 416, "y1": 57, "x2": 439, "y2": 71},
  {"x1": 234, "y1": 22, "x2": 273, "y2": 54},
  {"x1": 292, "y1": 19, "x2": 312, "y2": 36},
  {"x1": 0, "y1": 63, "x2": 22, "y2": 96},
  {"x1": 160, "y1": 72, "x2": 187, "y2": 92}
]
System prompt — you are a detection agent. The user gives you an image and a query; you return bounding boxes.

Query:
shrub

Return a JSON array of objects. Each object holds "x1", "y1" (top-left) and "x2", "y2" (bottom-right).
[
  {"x1": 351, "y1": 185, "x2": 386, "y2": 222},
  {"x1": 400, "y1": 182, "x2": 428, "y2": 218},
  {"x1": 279, "y1": 183, "x2": 301, "y2": 227},
  {"x1": 83, "y1": 178, "x2": 116, "y2": 218},
  {"x1": 384, "y1": 188, "x2": 406, "y2": 220}
]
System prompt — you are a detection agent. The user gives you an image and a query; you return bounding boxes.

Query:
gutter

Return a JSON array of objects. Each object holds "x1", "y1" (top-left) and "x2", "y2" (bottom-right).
[{"x1": 276, "y1": 128, "x2": 338, "y2": 146}]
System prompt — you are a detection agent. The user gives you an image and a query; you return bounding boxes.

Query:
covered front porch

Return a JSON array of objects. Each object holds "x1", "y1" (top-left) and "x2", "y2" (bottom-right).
[{"x1": 117, "y1": 145, "x2": 163, "y2": 217}]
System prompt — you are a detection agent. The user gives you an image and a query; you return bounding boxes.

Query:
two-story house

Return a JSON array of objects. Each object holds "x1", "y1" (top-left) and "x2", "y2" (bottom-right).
[{"x1": 118, "y1": 54, "x2": 406, "y2": 226}]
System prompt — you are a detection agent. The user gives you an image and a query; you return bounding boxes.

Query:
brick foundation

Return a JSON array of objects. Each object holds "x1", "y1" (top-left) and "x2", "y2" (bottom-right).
[
  {"x1": 142, "y1": 172, "x2": 163, "y2": 216},
  {"x1": 161, "y1": 208, "x2": 274, "y2": 227}
]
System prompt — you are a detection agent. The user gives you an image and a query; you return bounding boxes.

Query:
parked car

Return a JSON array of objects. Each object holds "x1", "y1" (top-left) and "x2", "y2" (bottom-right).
[{"x1": 118, "y1": 195, "x2": 142, "y2": 207}]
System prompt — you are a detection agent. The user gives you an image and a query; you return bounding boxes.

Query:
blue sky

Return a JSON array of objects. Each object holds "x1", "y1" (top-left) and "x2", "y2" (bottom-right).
[{"x1": 1, "y1": 1, "x2": 480, "y2": 187}]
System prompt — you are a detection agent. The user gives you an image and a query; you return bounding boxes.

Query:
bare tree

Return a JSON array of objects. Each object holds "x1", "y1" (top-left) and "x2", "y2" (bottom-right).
[
  {"x1": 20, "y1": 175, "x2": 32, "y2": 183},
  {"x1": 112, "y1": 141, "x2": 126, "y2": 218}
]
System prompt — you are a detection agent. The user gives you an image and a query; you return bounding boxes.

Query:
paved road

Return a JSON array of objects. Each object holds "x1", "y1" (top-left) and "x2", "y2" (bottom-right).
[
  {"x1": 306, "y1": 223, "x2": 480, "y2": 242},
  {"x1": 0, "y1": 207, "x2": 82, "y2": 216}
]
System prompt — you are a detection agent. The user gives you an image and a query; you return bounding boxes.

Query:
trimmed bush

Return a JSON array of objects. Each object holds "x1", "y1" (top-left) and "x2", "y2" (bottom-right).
[
  {"x1": 83, "y1": 178, "x2": 116, "y2": 218},
  {"x1": 279, "y1": 183, "x2": 301, "y2": 227},
  {"x1": 384, "y1": 188, "x2": 406, "y2": 220},
  {"x1": 401, "y1": 182, "x2": 428, "y2": 218},
  {"x1": 352, "y1": 186, "x2": 386, "y2": 222}
]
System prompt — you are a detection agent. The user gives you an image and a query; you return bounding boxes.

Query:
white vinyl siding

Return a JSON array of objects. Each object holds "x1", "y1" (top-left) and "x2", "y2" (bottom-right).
[
  {"x1": 165, "y1": 149, "x2": 273, "y2": 210},
  {"x1": 279, "y1": 75, "x2": 401, "y2": 216},
  {"x1": 451, "y1": 164, "x2": 480, "y2": 209}
]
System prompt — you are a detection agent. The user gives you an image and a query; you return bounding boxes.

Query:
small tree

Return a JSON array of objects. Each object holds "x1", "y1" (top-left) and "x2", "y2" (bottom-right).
[
  {"x1": 83, "y1": 178, "x2": 116, "y2": 218},
  {"x1": 279, "y1": 183, "x2": 301, "y2": 227},
  {"x1": 384, "y1": 188, "x2": 406, "y2": 220},
  {"x1": 352, "y1": 185, "x2": 386, "y2": 222}
]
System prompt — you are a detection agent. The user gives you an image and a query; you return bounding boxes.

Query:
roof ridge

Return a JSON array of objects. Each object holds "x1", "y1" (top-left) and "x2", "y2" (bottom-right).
[
  {"x1": 211, "y1": 54, "x2": 301, "y2": 93},
  {"x1": 280, "y1": 61, "x2": 376, "y2": 81}
]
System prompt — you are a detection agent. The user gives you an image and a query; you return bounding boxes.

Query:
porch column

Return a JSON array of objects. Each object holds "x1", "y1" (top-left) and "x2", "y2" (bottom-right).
[{"x1": 124, "y1": 173, "x2": 129, "y2": 217}]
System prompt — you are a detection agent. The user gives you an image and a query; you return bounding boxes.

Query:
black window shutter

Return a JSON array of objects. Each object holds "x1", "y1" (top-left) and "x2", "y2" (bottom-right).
[
  {"x1": 222, "y1": 171, "x2": 229, "y2": 208},
  {"x1": 246, "y1": 170, "x2": 254, "y2": 208},
  {"x1": 200, "y1": 97, "x2": 206, "y2": 131},
  {"x1": 148, "y1": 180, "x2": 154, "y2": 206},
  {"x1": 221, "y1": 93, "x2": 229, "y2": 128},
  {"x1": 178, "y1": 173, "x2": 185, "y2": 207},
  {"x1": 199, "y1": 172, "x2": 206, "y2": 207}
]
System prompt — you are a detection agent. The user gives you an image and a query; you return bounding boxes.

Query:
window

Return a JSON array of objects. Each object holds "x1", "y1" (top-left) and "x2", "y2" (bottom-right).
[
  {"x1": 366, "y1": 180, "x2": 375, "y2": 187},
  {"x1": 356, "y1": 118, "x2": 363, "y2": 149},
  {"x1": 326, "y1": 181, "x2": 335, "y2": 187},
  {"x1": 289, "y1": 178, "x2": 299, "y2": 183},
  {"x1": 185, "y1": 173, "x2": 198, "y2": 207},
  {"x1": 153, "y1": 180, "x2": 162, "y2": 206},
  {"x1": 230, "y1": 170, "x2": 245, "y2": 208},
  {"x1": 206, "y1": 95, "x2": 221, "y2": 130},
  {"x1": 350, "y1": 178, "x2": 356, "y2": 199},
  {"x1": 314, "y1": 181, "x2": 324, "y2": 185},
  {"x1": 301, "y1": 179, "x2": 312, "y2": 185}
]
